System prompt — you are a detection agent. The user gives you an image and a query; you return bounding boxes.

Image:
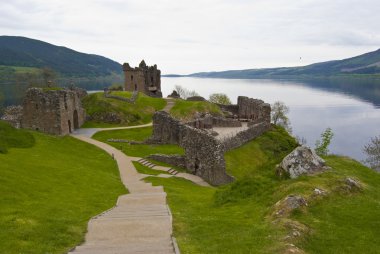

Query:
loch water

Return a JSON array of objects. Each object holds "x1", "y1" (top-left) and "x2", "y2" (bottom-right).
[{"x1": 161, "y1": 77, "x2": 380, "y2": 162}]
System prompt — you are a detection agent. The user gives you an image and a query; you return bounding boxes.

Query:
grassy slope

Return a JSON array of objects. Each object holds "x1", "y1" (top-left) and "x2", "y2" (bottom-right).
[
  {"x1": 0, "y1": 121, "x2": 35, "y2": 153},
  {"x1": 144, "y1": 126, "x2": 380, "y2": 253},
  {"x1": 82, "y1": 91, "x2": 166, "y2": 128},
  {"x1": 170, "y1": 100, "x2": 223, "y2": 121},
  {"x1": 0, "y1": 123, "x2": 126, "y2": 253},
  {"x1": 93, "y1": 126, "x2": 184, "y2": 157}
]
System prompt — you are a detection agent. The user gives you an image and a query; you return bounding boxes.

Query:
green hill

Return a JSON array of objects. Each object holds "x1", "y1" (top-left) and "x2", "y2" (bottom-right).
[
  {"x1": 0, "y1": 36, "x2": 122, "y2": 76},
  {"x1": 179, "y1": 48, "x2": 380, "y2": 78}
]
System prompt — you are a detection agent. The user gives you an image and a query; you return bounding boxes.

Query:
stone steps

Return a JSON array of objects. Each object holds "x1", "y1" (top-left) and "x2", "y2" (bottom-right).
[
  {"x1": 70, "y1": 240, "x2": 174, "y2": 254},
  {"x1": 137, "y1": 159, "x2": 179, "y2": 176}
]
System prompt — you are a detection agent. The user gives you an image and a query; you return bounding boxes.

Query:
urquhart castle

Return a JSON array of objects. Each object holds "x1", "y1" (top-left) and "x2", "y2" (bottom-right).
[{"x1": 1, "y1": 61, "x2": 272, "y2": 185}]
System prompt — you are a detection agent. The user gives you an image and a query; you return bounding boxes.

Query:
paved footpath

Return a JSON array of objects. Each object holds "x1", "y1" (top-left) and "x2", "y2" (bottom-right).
[
  {"x1": 69, "y1": 135, "x2": 180, "y2": 254},
  {"x1": 68, "y1": 98, "x2": 198, "y2": 253}
]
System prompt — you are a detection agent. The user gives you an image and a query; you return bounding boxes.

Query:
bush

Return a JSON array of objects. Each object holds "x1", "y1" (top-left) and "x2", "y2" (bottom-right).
[
  {"x1": 315, "y1": 127, "x2": 334, "y2": 156},
  {"x1": 209, "y1": 93, "x2": 232, "y2": 105}
]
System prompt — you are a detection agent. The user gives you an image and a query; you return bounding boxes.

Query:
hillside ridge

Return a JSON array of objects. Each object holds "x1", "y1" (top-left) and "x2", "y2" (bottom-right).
[{"x1": 0, "y1": 36, "x2": 122, "y2": 76}]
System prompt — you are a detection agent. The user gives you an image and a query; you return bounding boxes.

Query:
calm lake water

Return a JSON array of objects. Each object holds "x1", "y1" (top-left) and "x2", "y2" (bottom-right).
[
  {"x1": 161, "y1": 77, "x2": 380, "y2": 162},
  {"x1": 1, "y1": 76, "x2": 380, "y2": 162}
]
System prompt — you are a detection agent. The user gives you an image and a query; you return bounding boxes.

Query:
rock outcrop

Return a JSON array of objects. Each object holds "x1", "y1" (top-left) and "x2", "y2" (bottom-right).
[{"x1": 276, "y1": 146, "x2": 329, "y2": 178}]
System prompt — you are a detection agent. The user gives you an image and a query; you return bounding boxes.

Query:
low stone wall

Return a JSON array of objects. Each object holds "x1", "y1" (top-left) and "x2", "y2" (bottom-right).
[
  {"x1": 104, "y1": 90, "x2": 138, "y2": 103},
  {"x1": 186, "y1": 116, "x2": 242, "y2": 129},
  {"x1": 222, "y1": 122, "x2": 271, "y2": 152},
  {"x1": 147, "y1": 154, "x2": 186, "y2": 168},
  {"x1": 1, "y1": 105, "x2": 23, "y2": 128},
  {"x1": 212, "y1": 117, "x2": 242, "y2": 127}
]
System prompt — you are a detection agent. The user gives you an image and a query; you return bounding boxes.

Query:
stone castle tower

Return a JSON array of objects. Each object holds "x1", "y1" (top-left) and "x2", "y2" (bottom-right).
[
  {"x1": 123, "y1": 60, "x2": 162, "y2": 97},
  {"x1": 21, "y1": 88, "x2": 86, "y2": 135}
]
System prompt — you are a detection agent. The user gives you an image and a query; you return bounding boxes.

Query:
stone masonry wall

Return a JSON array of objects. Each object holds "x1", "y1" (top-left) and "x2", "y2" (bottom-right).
[
  {"x1": 222, "y1": 122, "x2": 271, "y2": 152},
  {"x1": 1, "y1": 105, "x2": 23, "y2": 128},
  {"x1": 21, "y1": 88, "x2": 86, "y2": 135},
  {"x1": 180, "y1": 127, "x2": 234, "y2": 185},
  {"x1": 150, "y1": 111, "x2": 183, "y2": 144},
  {"x1": 147, "y1": 154, "x2": 186, "y2": 168},
  {"x1": 123, "y1": 60, "x2": 162, "y2": 97},
  {"x1": 186, "y1": 115, "x2": 242, "y2": 129}
]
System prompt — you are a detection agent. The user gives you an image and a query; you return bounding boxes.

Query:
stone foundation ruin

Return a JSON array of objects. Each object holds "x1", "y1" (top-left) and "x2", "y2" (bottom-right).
[
  {"x1": 1, "y1": 87, "x2": 86, "y2": 136},
  {"x1": 148, "y1": 96, "x2": 271, "y2": 185}
]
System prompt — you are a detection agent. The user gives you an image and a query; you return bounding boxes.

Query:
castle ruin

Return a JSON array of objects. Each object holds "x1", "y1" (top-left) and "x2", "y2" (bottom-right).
[
  {"x1": 1, "y1": 87, "x2": 87, "y2": 135},
  {"x1": 123, "y1": 60, "x2": 162, "y2": 98},
  {"x1": 148, "y1": 96, "x2": 271, "y2": 185}
]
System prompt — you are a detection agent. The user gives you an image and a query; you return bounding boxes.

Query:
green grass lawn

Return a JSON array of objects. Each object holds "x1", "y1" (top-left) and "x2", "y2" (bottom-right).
[
  {"x1": 0, "y1": 122, "x2": 126, "y2": 253},
  {"x1": 82, "y1": 91, "x2": 166, "y2": 128},
  {"x1": 170, "y1": 99, "x2": 223, "y2": 121},
  {"x1": 143, "y1": 126, "x2": 380, "y2": 253},
  {"x1": 93, "y1": 126, "x2": 184, "y2": 157}
]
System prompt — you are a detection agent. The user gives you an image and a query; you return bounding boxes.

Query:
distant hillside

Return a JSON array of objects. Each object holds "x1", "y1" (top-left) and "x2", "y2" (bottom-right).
[
  {"x1": 170, "y1": 48, "x2": 380, "y2": 78},
  {"x1": 0, "y1": 36, "x2": 122, "y2": 76}
]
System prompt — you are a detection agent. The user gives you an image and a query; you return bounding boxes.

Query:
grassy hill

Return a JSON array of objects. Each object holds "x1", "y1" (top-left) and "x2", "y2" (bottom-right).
[
  {"x1": 170, "y1": 48, "x2": 380, "y2": 78},
  {"x1": 82, "y1": 91, "x2": 166, "y2": 128},
  {"x1": 0, "y1": 121, "x2": 126, "y2": 253},
  {"x1": 0, "y1": 36, "x2": 122, "y2": 76}
]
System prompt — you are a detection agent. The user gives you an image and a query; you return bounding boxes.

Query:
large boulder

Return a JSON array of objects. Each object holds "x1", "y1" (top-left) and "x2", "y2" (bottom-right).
[{"x1": 277, "y1": 146, "x2": 329, "y2": 178}]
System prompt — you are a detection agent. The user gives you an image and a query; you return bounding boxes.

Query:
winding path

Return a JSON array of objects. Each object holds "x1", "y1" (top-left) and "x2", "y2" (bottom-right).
[{"x1": 68, "y1": 98, "x2": 201, "y2": 254}]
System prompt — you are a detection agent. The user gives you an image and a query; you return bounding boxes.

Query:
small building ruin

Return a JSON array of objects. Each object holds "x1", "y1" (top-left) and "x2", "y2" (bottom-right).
[
  {"x1": 148, "y1": 96, "x2": 271, "y2": 185},
  {"x1": 123, "y1": 60, "x2": 162, "y2": 98},
  {"x1": 2, "y1": 87, "x2": 86, "y2": 136}
]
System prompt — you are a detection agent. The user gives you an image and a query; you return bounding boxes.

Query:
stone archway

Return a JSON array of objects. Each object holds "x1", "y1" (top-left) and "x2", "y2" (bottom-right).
[{"x1": 73, "y1": 110, "x2": 79, "y2": 129}]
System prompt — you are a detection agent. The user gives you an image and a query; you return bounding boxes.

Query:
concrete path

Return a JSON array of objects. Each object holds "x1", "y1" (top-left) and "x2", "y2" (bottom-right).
[{"x1": 69, "y1": 136, "x2": 179, "y2": 254}]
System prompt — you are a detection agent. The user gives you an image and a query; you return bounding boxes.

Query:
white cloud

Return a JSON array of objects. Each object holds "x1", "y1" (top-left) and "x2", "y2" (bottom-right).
[{"x1": 0, "y1": 0, "x2": 379, "y2": 73}]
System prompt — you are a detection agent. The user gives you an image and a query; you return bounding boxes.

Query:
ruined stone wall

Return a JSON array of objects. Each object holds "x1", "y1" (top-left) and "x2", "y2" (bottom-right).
[
  {"x1": 150, "y1": 111, "x2": 183, "y2": 144},
  {"x1": 217, "y1": 97, "x2": 271, "y2": 123},
  {"x1": 217, "y1": 104, "x2": 239, "y2": 116},
  {"x1": 123, "y1": 61, "x2": 162, "y2": 97},
  {"x1": 1, "y1": 105, "x2": 23, "y2": 128},
  {"x1": 237, "y1": 96, "x2": 271, "y2": 122},
  {"x1": 21, "y1": 88, "x2": 85, "y2": 135},
  {"x1": 180, "y1": 127, "x2": 234, "y2": 185},
  {"x1": 147, "y1": 154, "x2": 186, "y2": 168},
  {"x1": 149, "y1": 95, "x2": 271, "y2": 185},
  {"x1": 186, "y1": 116, "x2": 242, "y2": 129},
  {"x1": 222, "y1": 122, "x2": 271, "y2": 152}
]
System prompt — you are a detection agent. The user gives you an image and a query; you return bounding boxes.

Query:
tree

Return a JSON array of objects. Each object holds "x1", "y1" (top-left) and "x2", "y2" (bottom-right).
[
  {"x1": 41, "y1": 67, "x2": 57, "y2": 87},
  {"x1": 209, "y1": 93, "x2": 232, "y2": 105},
  {"x1": 363, "y1": 135, "x2": 380, "y2": 172},
  {"x1": 174, "y1": 85, "x2": 199, "y2": 99},
  {"x1": 271, "y1": 101, "x2": 291, "y2": 132},
  {"x1": 315, "y1": 127, "x2": 334, "y2": 156}
]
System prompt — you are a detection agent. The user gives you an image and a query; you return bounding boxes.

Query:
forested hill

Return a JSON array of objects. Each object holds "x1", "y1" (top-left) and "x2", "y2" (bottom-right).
[
  {"x1": 0, "y1": 36, "x2": 122, "y2": 76},
  {"x1": 177, "y1": 48, "x2": 380, "y2": 78}
]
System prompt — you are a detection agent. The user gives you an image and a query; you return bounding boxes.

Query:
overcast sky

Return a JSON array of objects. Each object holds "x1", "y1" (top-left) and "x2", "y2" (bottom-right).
[{"x1": 1, "y1": 0, "x2": 380, "y2": 74}]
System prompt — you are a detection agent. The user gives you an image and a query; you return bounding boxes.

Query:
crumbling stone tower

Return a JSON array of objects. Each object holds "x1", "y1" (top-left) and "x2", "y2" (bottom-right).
[
  {"x1": 123, "y1": 60, "x2": 162, "y2": 97},
  {"x1": 21, "y1": 88, "x2": 86, "y2": 135}
]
